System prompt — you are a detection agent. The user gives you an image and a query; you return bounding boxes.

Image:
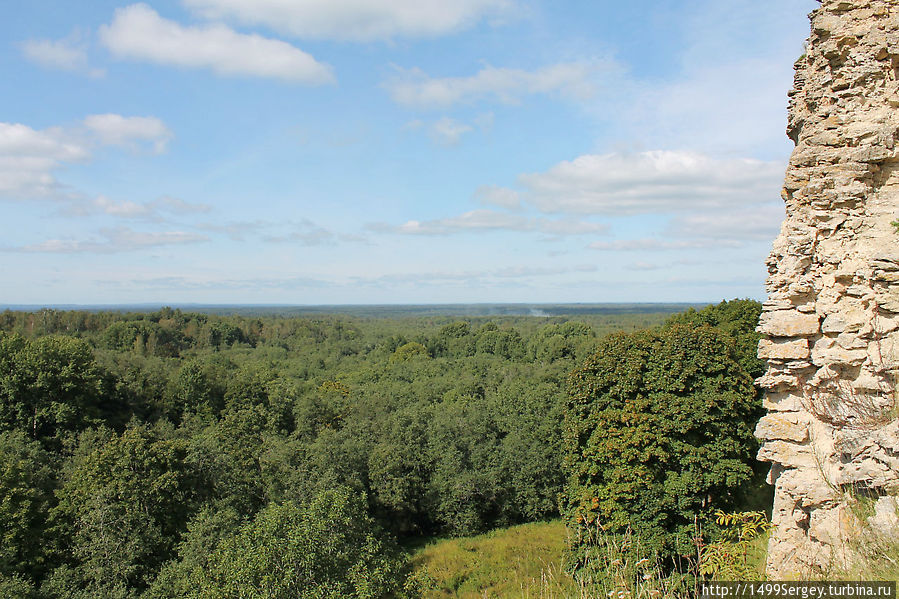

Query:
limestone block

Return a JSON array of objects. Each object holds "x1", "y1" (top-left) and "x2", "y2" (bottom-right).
[
  {"x1": 876, "y1": 287, "x2": 899, "y2": 313},
  {"x1": 762, "y1": 390, "x2": 805, "y2": 411},
  {"x1": 758, "y1": 310, "x2": 821, "y2": 336},
  {"x1": 812, "y1": 336, "x2": 868, "y2": 366},
  {"x1": 760, "y1": 338, "x2": 811, "y2": 360},
  {"x1": 756, "y1": 413, "x2": 811, "y2": 442},
  {"x1": 776, "y1": 468, "x2": 839, "y2": 505},
  {"x1": 836, "y1": 331, "x2": 867, "y2": 349},
  {"x1": 821, "y1": 309, "x2": 872, "y2": 333},
  {"x1": 757, "y1": 372, "x2": 801, "y2": 392},
  {"x1": 758, "y1": 440, "x2": 819, "y2": 469}
]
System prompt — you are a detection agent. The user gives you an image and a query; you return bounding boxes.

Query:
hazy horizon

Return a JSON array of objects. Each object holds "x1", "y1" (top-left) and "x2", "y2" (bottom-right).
[{"x1": 2, "y1": 1, "x2": 817, "y2": 305}]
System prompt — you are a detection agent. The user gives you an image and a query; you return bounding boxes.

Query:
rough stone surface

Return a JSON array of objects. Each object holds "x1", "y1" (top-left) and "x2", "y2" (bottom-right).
[{"x1": 759, "y1": 0, "x2": 899, "y2": 578}]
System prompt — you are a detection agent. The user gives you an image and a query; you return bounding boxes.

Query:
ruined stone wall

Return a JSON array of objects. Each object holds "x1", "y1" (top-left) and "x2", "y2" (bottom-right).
[{"x1": 757, "y1": 0, "x2": 899, "y2": 578}]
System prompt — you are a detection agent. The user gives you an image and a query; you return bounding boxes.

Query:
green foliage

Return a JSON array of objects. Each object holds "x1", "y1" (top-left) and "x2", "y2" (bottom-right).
[
  {"x1": 699, "y1": 510, "x2": 772, "y2": 580},
  {"x1": 892, "y1": 219, "x2": 899, "y2": 234},
  {"x1": 0, "y1": 333, "x2": 103, "y2": 443},
  {"x1": 0, "y1": 305, "x2": 707, "y2": 594},
  {"x1": 0, "y1": 572, "x2": 38, "y2": 599},
  {"x1": 0, "y1": 431, "x2": 55, "y2": 581},
  {"x1": 664, "y1": 299, "x2": 764, "y2": 378},
  {"x1": 390, "y1": 342, "x2": 430, "y2": 363},
  {"x1": 50, "y1": 423, "x2": 198, "y2": 595},
  {"x1": 101, "y1": 320, "x2": 183, "y2": 356},
  {"x1": 531, "y1": 321, "x2": 597, "y2": 363},
  {"x1": 562, "y1": 324, "x2": 759, "y2": 561},
  {"x1": 178, "y1": 487, "x2": 410, "y2": 598}
]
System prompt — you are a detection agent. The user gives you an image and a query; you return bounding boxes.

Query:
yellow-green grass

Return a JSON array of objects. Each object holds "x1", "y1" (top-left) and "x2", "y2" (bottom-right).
[{"x1": 410, "y1": 520, "x2": 579, "y2": 598}]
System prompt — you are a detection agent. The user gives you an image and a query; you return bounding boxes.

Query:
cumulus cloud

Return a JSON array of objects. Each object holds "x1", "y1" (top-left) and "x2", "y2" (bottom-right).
[
  {"x1": 385, "y1": 62, "x2": 598, "y2": 109},
  {"x1": 370, "y1": 209, "x2": 607, "y2": 237},
  {"x1": 18, "y1": 226, "x2": 208, "y2": 253},
  {"x1": 20, "y1": 32, "x2": 105, "y2": 77},
  {"x1": 510, "y1": 150, "x2": 784, "y2": 215},
  {"x1": 0, "y1": 115, "x2": 174, "y2": 202},
  {"x1": 99, "y1": 4, "x2": 334, "y2": 84},
  {"x1": 83, "y1": 114, "x2": 173, "y2": 153},
  {"x1": 183, "y1": 0, "x2": 514, "y2": 41},
  {"x1": 0, "y1": 122, "x2": 90, "y2": 199}
]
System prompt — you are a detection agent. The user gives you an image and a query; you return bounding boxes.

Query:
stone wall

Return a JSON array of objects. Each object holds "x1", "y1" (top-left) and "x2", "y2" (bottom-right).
[{"x1": 757, "y1": 0, "x2": 899, "y2": 578}]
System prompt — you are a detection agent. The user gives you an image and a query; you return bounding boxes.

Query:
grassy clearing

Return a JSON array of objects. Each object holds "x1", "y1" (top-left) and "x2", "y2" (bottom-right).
[{"x1": 410, "y1": 520, "x2": 580, "y2": 598}]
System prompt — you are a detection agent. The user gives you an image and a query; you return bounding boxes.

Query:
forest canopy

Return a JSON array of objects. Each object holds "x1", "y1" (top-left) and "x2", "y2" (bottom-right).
[{"x1": 0, "y1": 302, "x2": 763, "y2": 597}]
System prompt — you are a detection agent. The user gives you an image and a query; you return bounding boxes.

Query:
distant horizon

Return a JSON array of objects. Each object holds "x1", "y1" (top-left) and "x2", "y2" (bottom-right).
[
  {"x1": 2, "y1": 1, "x2": 815, "y2": 304},
  {"x1": 0, "y1": 300, "x2": 714, "y2": 318}
]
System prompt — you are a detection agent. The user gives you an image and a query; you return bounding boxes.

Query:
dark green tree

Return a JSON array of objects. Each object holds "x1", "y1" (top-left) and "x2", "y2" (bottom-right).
[
  {"x1": 664, "y1": 299, "x2": 764, "y2": 378},
  {"x1": 562, "y1": 325, "x2": 758, "y2": 561},
  {"x1": 178, "y1": 487, "x2": 410, "y2": 598},
  {"x1": 0, "y1": 333, "x2": 103, "y2": 443},
  {"x1": 49, "y1": 424, "x2": 197, "y2": 596},
  {"x1": 0, "y1": 431, "x2": 55, "y2": 582}
]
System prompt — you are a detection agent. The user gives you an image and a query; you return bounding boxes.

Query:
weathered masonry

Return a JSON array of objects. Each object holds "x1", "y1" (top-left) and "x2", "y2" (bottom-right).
[{"x1": 757, "y1": 0, "x2": 899, "y2": 578}]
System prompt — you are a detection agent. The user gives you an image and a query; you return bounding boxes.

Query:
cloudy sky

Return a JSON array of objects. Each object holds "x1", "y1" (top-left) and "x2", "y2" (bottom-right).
[{"x1": 2, "y1": 0, "x2": 818, "y2": 305}]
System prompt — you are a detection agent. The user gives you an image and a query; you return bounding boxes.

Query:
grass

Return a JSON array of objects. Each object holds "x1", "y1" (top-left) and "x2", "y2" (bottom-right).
[
  {"x1": 408, "y1": 514, "x2": 776, "y2": 599},
  {"x1": 410, "y1": 520, "x2": 580, "y2": 598}
]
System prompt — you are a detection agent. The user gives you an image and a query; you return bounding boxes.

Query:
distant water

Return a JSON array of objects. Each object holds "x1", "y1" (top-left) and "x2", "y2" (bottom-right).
[{"x1": 1, "y1": 302, "x2": 707, "y2": 318}]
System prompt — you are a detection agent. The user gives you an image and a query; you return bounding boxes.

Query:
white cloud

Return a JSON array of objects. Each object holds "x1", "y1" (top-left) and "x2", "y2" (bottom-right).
[
  {"x1": 584, "y1": 0, "x2": 816, "y2": 157},
  {"x1": 630, "y1": 261, "x2": 662, "y2": 271},
  {"x1": 195, "y1": 219, "x2": 269, "y2": 241},
  {"x1": 354, "y1": 263, "x2": 597, "y2": 286},
  {"x1": 430, "y1": 117, "x2": 472, "y2": 146},
  {"x1": 19, "y1": 226, "x2": 208, "y2": 253},
  {"x1": 371, "y1": 208, "x2": 607, "y2": 237},
  {"x1": 20, "y1": 32, "x2": 105, "y2": 77},
  {"x1": 99, "y1": 4, "x2": 334, "y2": 84},
  {"x1": 588, "y1": 238, "x2": 742, "y2": 252},
  {"x1": 84, "y1": 114, "x2": 174, "y2": 153},
  {"x1": 0, "y1": 115, "x2": 174, "y2": 201},
  {"x1": 667, "y1": 204, "x2": 785, "y2": 241},
  {"x1": 0, "y1": 123, "x2": 90, "y2": 199},
  {"x1": 82, "y1": 195, "x2": 212, "y2": 219},
  {"x1": 512, "y1": 150, "x2": 784, "y2": 215},
  {"x1": 623, "y1": 60, "x2": 795, "y2": 157},
  {"x1": 385, "y1": 62, "x2": 599, "y2": 109},
  {"x1": 264, "y1": 219, "x2": 336, "y2": 245},
  {"x1": 107, "y1": 274, "x2": 333, "y2": 290},
  {"x1": 475, "y1": 184, "x2": 521, "y2": 210},
  {"x1": 183, "y1": 0, "x2": 515, "y2": 41}
]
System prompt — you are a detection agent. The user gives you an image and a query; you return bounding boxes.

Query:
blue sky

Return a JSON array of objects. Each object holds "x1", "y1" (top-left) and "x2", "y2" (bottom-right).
[{"x1": 1, "y1": 0, "x2": 818, "y2": 305}]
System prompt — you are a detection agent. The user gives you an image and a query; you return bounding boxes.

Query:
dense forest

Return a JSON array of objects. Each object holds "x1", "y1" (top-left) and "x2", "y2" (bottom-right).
[{"x1": 0, "y1": 301, "x2": 765, "y2": 598}]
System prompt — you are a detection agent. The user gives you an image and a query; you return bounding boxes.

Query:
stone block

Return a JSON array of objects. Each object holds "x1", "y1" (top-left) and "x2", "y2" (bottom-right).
[
  {"x1": 756, "y1": 413, "x2": 811, "y2": 442},
  {"x1": 758, "y1": 310, "x2": 821, "y2": 337},
  {"x1": 757, "y1": 440, "x2": 819, "y2": 469},
  {"x1": 759, "y1": 338, "x2": 811, "y2": 360}
]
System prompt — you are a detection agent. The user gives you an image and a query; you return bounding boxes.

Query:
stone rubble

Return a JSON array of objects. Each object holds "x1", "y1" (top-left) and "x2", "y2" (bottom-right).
[{"x1": 758, "y1": 0, "x2": 899, "y2": 578}]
